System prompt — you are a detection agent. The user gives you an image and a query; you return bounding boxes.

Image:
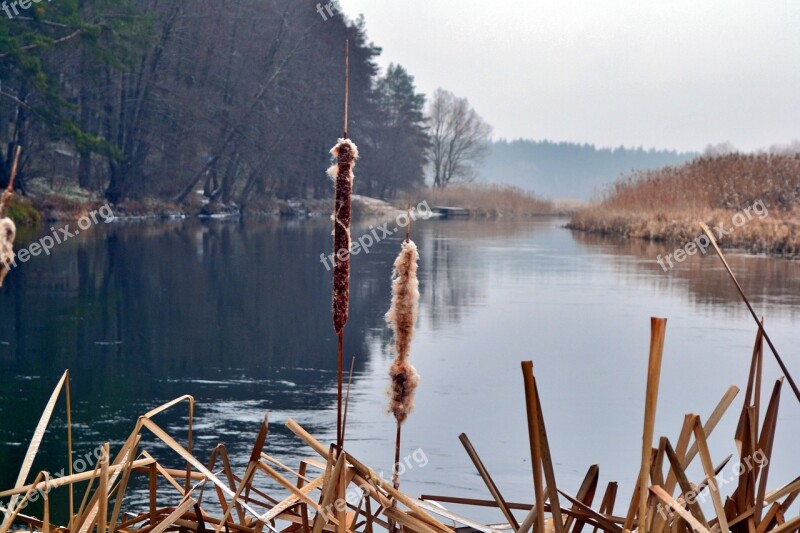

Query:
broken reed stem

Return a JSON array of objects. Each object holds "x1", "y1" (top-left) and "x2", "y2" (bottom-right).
[
  {"x1": 458, "y1": 433, "x2": 520, "y2": 530},
  {"x1": 640, "y1": 317, "x2": 666, "y2": 532},
  {"x1": 521, "y1": 361, "x2": 546, "y2": 533},
  {"x1": 624, "y1": 317, "x2": 667, "y2": 532},
  {"x1": 700, "y1": 223, "x2": 800, "y2": 404}
]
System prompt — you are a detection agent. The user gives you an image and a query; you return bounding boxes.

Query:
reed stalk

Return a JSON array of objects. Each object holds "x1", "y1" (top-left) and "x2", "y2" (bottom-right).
[{"x1": 700, "y1": 223, "x2": 800, "y2": 404}]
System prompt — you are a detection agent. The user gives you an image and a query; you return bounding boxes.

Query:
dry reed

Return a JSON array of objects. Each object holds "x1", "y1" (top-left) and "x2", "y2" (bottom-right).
[
  {"x1": 424, "y1": 183, "x2": 554, "y2": 216},
  {"x1": 569, "y1": 153, "x2": 800, "y2": 256}
]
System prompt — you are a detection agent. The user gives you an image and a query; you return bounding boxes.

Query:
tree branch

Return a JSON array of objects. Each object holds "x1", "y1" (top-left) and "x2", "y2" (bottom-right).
[{"x1": 0, "y1": 29, "x2": 83, "y2": 58}]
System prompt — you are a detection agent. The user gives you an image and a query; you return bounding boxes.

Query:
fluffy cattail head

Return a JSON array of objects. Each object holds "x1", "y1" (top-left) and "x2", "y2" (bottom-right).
[
  {"x1": 388, "y1": 359, "x2": 419, "y2": 424},
  {"x1": 386, "y1": 239, "x2": 420, "y2": 423},
  {"x1": 328, "y1": 138, "x2": 358, "y2": 334},
  {"x1": 0, "y1": 217, "x2": 16, "y2": 287}
]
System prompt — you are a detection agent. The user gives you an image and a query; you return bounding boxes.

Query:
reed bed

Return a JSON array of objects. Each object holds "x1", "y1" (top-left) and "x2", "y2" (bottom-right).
[
  {"x1": 569, "y1": 153, "x2": 800, "y2": 256},
  {"x1": 2, "y1": 319, "x2": 798, "y2": 532},
  {"x1": 423, "y1": 184, "x2": 555, "y2": 217}
]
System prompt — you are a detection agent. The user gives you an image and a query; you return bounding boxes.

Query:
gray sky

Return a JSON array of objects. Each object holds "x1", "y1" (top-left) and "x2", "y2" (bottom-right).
[{"x1": 338, "y1": 0, "x2": 800, "y2": 152}]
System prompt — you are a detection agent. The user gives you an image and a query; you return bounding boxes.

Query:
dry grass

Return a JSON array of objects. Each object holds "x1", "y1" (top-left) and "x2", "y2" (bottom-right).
[
  {"x1": 597, "y1": 152, "x2": 800, "y2": 211},
  {"x1": 419, "y1": 183, "x2": 554, "y2": 217},
  {"x1": 569, "y1": 153, "x2": 800, "y2": 256}
]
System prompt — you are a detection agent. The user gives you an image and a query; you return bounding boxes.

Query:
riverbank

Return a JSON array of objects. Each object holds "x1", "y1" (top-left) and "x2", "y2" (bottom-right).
[
  {"x1": 569, "y1": 207, "x2": 800, "y2": 256},
  {"x1": 419, "y1": 183, "x2": 556, "y2": 217},
  {"x1": 10, "y1": 180, "x2": 556, "y2": 226},
  {"x1": 568, "y1": 153, "x2": 800, "y2": 258},
  {"x1": 12, "y1": 180, "x2": 402, "y2": 225}
]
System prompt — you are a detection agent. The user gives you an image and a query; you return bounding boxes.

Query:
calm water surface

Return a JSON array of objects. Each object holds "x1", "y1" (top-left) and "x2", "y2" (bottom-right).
[{"x1": 1, "y1": 216, "x2": 798, "y2": 523}]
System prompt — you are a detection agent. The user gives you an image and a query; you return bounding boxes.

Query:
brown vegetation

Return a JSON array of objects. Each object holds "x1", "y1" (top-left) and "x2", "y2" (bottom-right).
[
  {"x1": 569, "y1": 153, "x2": 800, "y2": 256},
  {"x1": 423, "y1": 183, "x2": 555, "y2": 216}
]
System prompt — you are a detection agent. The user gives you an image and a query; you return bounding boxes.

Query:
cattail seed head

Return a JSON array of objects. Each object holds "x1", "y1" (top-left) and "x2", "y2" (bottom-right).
[
  {"x1": 0, "y1": 217, "x2": 16, "y2": 287},
  {"x1": 329, "y1": 138, "x2": 358, "y2": 334},
  {"x1": 386, "y1": 239, "x2": 420, "y2": 424}
]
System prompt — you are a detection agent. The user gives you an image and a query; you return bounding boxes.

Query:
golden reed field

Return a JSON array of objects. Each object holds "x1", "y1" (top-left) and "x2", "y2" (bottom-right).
[{"x1": 569, "y1": 153, "x2": 800, "y2": 257}]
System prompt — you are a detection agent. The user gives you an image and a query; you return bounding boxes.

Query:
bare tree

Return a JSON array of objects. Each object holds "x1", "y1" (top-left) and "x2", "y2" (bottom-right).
[{"x1": 427, "y1": 88, "x2": 492, "y2": 188}]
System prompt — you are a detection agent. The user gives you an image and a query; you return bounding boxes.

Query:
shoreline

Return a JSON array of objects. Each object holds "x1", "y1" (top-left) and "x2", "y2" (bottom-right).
[
  {"x1": 567, "y1": 207, "x2": 800, "y2": 260},
  {"x1": 10, "y1": 192, "x2": 563, "y2": 227}
]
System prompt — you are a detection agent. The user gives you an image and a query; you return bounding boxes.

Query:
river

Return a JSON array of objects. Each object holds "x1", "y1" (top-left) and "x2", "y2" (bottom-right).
[{"x1": 1, "y1": 216, "x2": 798, "y2": 524}]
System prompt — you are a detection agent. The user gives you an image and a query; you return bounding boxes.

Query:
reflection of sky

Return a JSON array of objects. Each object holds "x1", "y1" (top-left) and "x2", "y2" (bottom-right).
[
  {"x1": 348, "y1": 218, "x2": 800, "y2": 523},
  {"x1": 1, "y1": 217, "x2": 798, "y2": 526}
]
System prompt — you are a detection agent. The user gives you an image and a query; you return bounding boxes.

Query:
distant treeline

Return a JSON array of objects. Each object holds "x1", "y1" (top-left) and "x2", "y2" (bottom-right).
[
  {"x1": 0, "y1": 1, "x2": 429, "y2": 208},
  {"x1": 480, "y1": 139, "x2": 698, "y2": 200}
]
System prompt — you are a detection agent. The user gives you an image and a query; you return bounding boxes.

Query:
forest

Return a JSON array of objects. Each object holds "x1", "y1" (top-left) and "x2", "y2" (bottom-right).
[{"x1": 0, "y1": 0, "x2": 436, "y2": 213}]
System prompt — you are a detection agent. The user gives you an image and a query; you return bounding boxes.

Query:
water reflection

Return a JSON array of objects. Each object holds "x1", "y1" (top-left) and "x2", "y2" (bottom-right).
[
  {"x1": 570, "y1": 230, "x2": 800, "y2": 318},
  {"x1": 1, "y1": 217, "x2": 798, "y2": 525}
]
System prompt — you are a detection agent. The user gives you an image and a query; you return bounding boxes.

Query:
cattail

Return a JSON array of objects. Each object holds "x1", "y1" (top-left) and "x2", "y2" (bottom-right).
[
  {"x1": 0, "y1": 216, "x2": 15, "y2": 287},
  {"x1": 328, "y1": 138, "x2": 358, "y2": 334},
  {"x1": 0, "y1": 146, "x2": 20, "y2": 288},
  {"x1": 386, "y1": 239, "x2": 420, "y2": 493},
  {"x1": 386, "y1": 239, "x2": 421, "y2": 422},
  {"x1": 328, "y1": 136, "x2": 357, "y2": 451}
]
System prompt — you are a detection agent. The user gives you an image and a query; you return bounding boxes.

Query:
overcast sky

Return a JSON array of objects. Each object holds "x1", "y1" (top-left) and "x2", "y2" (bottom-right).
[{"x1": 338, "y1": 0, "x2": 800, "y2": 152}]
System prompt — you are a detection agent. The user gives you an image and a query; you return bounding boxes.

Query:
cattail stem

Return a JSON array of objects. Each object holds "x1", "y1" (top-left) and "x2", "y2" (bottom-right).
[
  {"x1": 337, "y1": 333, "x2": 343, "y2": 450},
  {"x1": 341, "y1": 356, "x2": 355, "y2": 444},
  {"x1": 388, "y1": 420, "x2": 402, "y2": 533},
  {"x1": 343, "y1": 40, "x2": 349, "y2": 139},
  {"x1": 393, "y1": 422, "x2": 401, "y2": 490}
]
